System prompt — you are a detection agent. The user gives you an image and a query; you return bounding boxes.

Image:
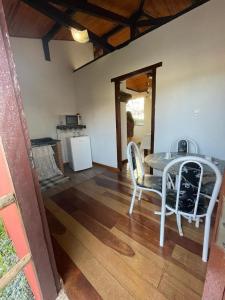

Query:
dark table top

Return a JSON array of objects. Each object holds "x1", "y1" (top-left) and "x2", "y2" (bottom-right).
[
  {"x1": 145, "y1": 152, "x2": 225, "y2": 175},
  {"x1": 31, "y1": 137, "x2": 60, "y2": 147}
]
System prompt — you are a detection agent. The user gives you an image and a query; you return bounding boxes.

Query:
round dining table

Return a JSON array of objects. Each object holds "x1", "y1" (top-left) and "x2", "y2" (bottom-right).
[{"x1": 144, "y1": 152, "x2": 225, "y2": 175}]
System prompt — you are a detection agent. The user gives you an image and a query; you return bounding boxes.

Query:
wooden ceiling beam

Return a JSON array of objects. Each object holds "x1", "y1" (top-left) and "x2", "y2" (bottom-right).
[
  {"x1": 49, "y1": 0, "x2": 131, "y2": 26},
  {"x1": 129, "y1": 0, "x2": 145, "y2": 40},
  {"x1": 73, "y1": 0, "x2": 209, "y2": 72},
  {"x1": 102, "y1": 1, "x2": 145, "y2": 42},
  {"x1": 41, "y1": 8, "x2": 74, "y2": 60},
  {"x1": 139, "y1": 0, "x2": 146, "y2": 12},
  {"x1": 136, "y1": 15, "x2": 174, "y2": 27},
  {"x1": 139, "y1": 0, "x2": 205, "y2": 27},
  {"x1": 22, "y1": 0, "x2": 114, "y2": 56},
  {"x1": 102, "y1": 25, "x2": 124, "y2": 40},
  {"x1": 116, "y1": 0, "x2": 210, "y2": 50},
  {"x1": 130, "y1": 0, "x2": 145, "y2": 22},
  {"x1": 43, "y1": 8, "x2": 74, "y2": 41}
]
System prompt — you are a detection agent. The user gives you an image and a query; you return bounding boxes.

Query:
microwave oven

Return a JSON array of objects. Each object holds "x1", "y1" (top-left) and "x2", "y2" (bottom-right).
[{"x1": 59, "y1": 115, "x2": 82, "y2": 126}]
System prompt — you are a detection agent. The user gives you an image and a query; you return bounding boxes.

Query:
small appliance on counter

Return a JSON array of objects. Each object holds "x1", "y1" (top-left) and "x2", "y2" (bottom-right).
[
  {"x1": 67, "y1": 136, "x2": 92, "y2": 172},
  {"x1": 59, "y1": 114, "x2": 82, "y2": 126},
  {"x1": 57, "y1": 114, "x2": 86, "y2": 131}
]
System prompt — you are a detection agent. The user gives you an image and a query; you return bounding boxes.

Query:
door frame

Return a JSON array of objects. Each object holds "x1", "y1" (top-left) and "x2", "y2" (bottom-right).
[
  {"x1": 0, "y1": 2, "x2": 60, "y2": 299},
  {"x1": 111, "y1": 62, "x2": 162, "y2": 170}
]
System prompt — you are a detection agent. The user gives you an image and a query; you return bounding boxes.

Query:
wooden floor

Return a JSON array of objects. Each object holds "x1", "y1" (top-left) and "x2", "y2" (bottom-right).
[{"x1": 43, "y1": 164, "x2": 208, "y2": 300}]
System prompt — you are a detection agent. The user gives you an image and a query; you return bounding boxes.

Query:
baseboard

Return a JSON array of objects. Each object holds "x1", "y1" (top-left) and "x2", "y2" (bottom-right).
[{"x1": 93, "y1": 162, "x2": 120, "y2": 173}]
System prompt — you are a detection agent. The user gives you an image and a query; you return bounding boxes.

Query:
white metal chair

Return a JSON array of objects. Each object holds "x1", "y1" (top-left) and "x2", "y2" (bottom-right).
[
  {"x1": 159, "y1": 156, "x2": 222, "y2": 262},
  {"x1": 168, "y1": 137, "x2": 199, "y2": 189},
  {"x1": 127, "y1": 142, "x2": 162, "y2": 214},
  {"x1": 170, "y1": 137, "x2": 199, "y2": 154}
]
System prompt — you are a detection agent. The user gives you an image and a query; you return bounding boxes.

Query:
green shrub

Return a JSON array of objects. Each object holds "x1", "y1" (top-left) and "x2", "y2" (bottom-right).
[{"x1": 0, "y1": 219, "x2": 34, "y2": 300}]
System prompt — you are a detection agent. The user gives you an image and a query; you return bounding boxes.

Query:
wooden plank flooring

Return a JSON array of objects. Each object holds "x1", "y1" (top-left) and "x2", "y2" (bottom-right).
[{"x1": 43, "y1": 165, "x2": 207, "y2": 299}]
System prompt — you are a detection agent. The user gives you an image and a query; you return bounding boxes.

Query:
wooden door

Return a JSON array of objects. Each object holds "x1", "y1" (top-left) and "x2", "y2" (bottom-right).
[
  {"x1": 0, "y1": 1, "x2": 59, "y2": 299},
  {"x1": 203, "y1": 174, "x2": 225, "y2": 299}
]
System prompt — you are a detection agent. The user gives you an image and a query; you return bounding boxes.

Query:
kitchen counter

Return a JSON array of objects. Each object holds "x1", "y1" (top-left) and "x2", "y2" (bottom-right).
[{"x1": 31, "y1": 137, "x2": 60, "y2": 147}]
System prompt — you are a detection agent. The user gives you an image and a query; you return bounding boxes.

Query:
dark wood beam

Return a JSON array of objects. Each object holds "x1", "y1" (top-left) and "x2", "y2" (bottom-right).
[
  {"x1": 130, "y1": 25, "x2": 139, "y2": 40},
  {"x1": 42, "y1": 37, "x2": 51, "y2": 61},
  {"x1": 140, "y1": 0, "x2": 208, "y2": 27},
  {"x1": 41, "y1": 8, "x2": 74, "y2": 61},
  {"x1": 49, "y1": 0, "x2": 130, "y2": 26},
  {"x1": 139, "y1": 0, "x2": 146, "y2": 12},
  {"x1": 73, "y1": 0, "x2": 209, "y2": 72},
  {"x1": 44, "y1": 23, "x2": 62, "y2": 41},
  {"x1": 103, "y1": 2, "x2": 145, "y2": 42},
  {"x1": 130, "y1": 25, "x2": 135, "y2": 40},
  {"x1": 136, "y1": 15, "x2": 174, "y2": 27},
  {"x1": 43, "y1": 8, "x2": 74, "y2": 41},
  {"x1": 116, "y1": 0, "x2": 210, "y2": 50},
  {"x1": 102, "y1": 1, "x2": 146, "y2": 42},
  {"x1": 142, "y1": 12, "x2": 151, "y2": 19},
  {"x1": 129, "y1": 0, "x2": 145, "y2": 39},
  {"x1": 130, "y1": 0, "x2": 145, "y2": 40},
  {"x1": 22, "y1": 0, "x2": 114, "y2": 53},
  {"x1": 102, "y1": 25, "x2": 124, "y2": 40},
  {"x1": 129, "y1": 0, "x2": 145, "y2": 23}
]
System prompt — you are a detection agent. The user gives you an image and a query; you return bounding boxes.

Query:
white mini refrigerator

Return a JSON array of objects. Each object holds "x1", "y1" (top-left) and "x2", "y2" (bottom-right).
[{"x1": 68, "y1": 136, "x2": 92, "y2": 171}]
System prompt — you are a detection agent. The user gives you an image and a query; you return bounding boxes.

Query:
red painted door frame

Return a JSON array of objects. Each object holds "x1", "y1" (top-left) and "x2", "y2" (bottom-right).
[
  {"x1": 0, "y1": 2, "x2": 60, "y2": 299},
  {"x1": 202, "y1": 174, "x2": 225, "y2": 299},
  {"x1": 0, "y1": 139, "x2": 41, "y2": 299}
]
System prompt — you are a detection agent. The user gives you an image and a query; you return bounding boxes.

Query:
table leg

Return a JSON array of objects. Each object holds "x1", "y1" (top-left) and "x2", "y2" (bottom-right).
[{"x1": 175, "y1": 175, "x2": 179, "y2": 190}]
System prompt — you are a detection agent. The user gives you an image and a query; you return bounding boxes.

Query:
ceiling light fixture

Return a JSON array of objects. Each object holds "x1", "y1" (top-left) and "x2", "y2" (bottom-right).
[{"x1": 71, "y1": 28, "x2": 89, "y2": 43}]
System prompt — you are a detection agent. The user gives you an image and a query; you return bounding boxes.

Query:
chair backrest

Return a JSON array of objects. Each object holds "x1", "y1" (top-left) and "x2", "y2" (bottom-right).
[
  {"x1": 170, "y1": 137, "x2": 199, "y2": 154},
  {"x1": 162, "y1": 156, "x2": 222, "y2": 218},
  {"x1": 127, "y1": 142, "x2": 145, "y2": 186}
]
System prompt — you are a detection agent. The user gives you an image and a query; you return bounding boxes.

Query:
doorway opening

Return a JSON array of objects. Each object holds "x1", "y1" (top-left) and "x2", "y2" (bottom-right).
[{"x1": 111, "y1": 62, "x2": 162, "y2": 170}]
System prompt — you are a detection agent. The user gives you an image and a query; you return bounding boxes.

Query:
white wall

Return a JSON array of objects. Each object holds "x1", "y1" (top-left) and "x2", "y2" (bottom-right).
[
  {"x1": 73, "y1": 0, "x2": 225, "y2": 167},
  {"x1": 11, "y1": 38, "x2": 93, "y2": 139}
]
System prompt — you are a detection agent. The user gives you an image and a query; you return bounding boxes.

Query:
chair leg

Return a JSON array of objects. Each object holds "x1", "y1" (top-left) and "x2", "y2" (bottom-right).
[
  {"x1": 188, "y1": 216, "x2": 192, "y2": 224},
  {"x1": 202, "y1": 216, "x2": 211, "y2": 262},
  {"x1": 176, "y1": 214, "x2": 183, "y2": 236},
  {"x1": 195, "y1": 217, "x2": 200, "y2": 228},
  {"x1": 160, "y1": 206, "x2": 166, "y2": 247},
  {"x1": 129, "y1": 188, "x2": 137, "y2": 215},
  {"x1": 138, "y1": 189, "x2": 142, "y2": 201}
]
